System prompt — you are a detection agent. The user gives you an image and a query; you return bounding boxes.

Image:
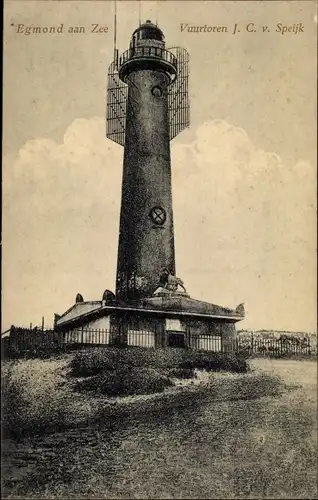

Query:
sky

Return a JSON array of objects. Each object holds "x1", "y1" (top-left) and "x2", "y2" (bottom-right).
[{"x1": 2, "y1": 0, "x2": 317, "y2": 332}]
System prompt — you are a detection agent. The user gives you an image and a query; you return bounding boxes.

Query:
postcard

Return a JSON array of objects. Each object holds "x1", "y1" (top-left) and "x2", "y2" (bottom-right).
[{"x1": 2, "y1": 1, "x2": 317, "y2": 499}]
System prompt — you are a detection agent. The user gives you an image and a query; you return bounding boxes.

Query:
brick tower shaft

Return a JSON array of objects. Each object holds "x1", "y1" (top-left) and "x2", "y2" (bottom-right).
[{"x1": 116, "y1": 65, "x2": 175, "y2": 300}]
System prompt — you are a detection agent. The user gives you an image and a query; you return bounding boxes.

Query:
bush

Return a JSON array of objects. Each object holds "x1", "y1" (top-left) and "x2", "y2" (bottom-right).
[
  {"x1": 69, "y1": 348, "x2": 249, "y2": 378},
  {"x1": 70, "y1": 347, "x2": 158, "y2": 377},
  {"x1": 75, "y1": 367, "x2": 174, "y2": 397},
  {"x1": 69, "y1": 347, "x2": 192, "y2": 377},
  {"x1": 165, "y1": 367, "x2": 197, "y2": 379},
  {"x1": 180, "y1": 352, "x2": 249, "y2": 373},
  {"x1": 2, "y1": 343, "x2": 84, "y2": 361},
  {"x1": 70, "y1": 349, "x2": 118, "y2": 376}
]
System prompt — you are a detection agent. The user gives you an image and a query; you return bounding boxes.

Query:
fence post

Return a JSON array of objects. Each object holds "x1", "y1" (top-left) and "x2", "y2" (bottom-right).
[{"x1": 271, "y1": 338, "x2": 274, "y2": 357}]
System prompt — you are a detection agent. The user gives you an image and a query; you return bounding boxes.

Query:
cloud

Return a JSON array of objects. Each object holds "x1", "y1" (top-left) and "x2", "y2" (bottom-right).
[
  {"x1": 172, "y1": 120, "x2": 316, "y2": 331},
  {"x1": 2, "y1": 118, "x2": 316, "y2": 332},
  {"x1": 3, "y1": 118, "x2": 123, "y2": 329}
]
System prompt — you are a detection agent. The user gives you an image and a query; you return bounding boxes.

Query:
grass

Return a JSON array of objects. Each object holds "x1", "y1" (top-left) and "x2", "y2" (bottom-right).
[
  {"x1": 252, "y1": 351, "x2": 317, "y2": 361},
  {"x1": 1, "y1": 358, "x2": 316, "y2": 499},
  {"x1": 2, "y1": 349, "x2": 272, "y2": 440},
  {"x1": 206, "y1": 371, "x2": 284, "y2": 401},
  {"x1": 1, "y1": 359, "x2": 85, "y2": 439}
]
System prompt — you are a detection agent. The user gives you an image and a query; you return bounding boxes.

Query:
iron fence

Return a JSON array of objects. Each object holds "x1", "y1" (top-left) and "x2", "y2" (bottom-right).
[
  {"x1": 62, "y1": 329, "x2": 110, "y2": 345},
  {"x1": 194, "y1": 335, "x2": 222, "y2": 352},
  {"x1": 6, "y1": 327, "x2": 58, "y2": 351},
  {"x1": 3, "y1": 326, "x2": 316, "y2": 357},
  {"x1": 237, "y1": 336, "x2": 315, "y2": 356}
]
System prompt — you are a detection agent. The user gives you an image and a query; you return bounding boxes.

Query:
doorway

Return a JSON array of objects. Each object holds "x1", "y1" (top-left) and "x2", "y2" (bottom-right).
[{"x1": 167, "y1": 332, "x2": 185, "y2": 348}]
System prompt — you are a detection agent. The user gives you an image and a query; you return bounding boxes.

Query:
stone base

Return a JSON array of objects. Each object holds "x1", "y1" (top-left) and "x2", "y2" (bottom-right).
[{"x1": 152, "y1": 286, "x2": 190, "y2": 298}]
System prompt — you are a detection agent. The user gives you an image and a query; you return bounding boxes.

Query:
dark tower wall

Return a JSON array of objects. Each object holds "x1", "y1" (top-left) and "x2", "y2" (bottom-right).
[{"x1": 116, "y1": 67, "x2": 175, "y2": 300}]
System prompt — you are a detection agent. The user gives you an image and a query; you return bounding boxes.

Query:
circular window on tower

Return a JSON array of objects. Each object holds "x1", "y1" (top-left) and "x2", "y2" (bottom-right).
[
  {"x1": 151, "y1": 86, "x2": 163, "y2": 98},
  {"x1": 149, "y1": 206, "x2": 166, "y2": 225}
]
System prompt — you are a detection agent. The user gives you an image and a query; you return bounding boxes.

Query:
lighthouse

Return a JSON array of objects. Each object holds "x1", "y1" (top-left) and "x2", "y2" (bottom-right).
[
  {"x1": 55, "y1": 20, "x2": 244, "y2": 350},
  {"x1": 107, "y1": 20, "x2": 189, "y2": 301}
]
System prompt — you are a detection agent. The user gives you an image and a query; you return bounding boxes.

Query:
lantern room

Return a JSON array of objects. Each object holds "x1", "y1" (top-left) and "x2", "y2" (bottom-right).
[{"x1": 130, "y1": 20, "x2": 165, "y2": 47}]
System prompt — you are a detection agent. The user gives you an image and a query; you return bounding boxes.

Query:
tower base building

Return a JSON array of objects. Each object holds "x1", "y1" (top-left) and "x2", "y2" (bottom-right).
[{"x1": 56, "y1": 287, "x2": 244, "y2": 352}]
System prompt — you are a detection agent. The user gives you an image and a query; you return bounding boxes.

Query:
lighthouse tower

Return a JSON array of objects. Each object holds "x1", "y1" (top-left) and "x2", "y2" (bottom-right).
[
  {"x1": 55, "y1": 20, "x2": 244, "y2": 350},
  {"x1": 107, "y1": 20, "x2": 189, "y2": 301}
]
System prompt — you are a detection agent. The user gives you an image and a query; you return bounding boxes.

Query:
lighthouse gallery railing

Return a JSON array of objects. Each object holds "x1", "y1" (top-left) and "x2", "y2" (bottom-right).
[{"x1": 119, "y1": 46, "x2": 178, "y2": 71}]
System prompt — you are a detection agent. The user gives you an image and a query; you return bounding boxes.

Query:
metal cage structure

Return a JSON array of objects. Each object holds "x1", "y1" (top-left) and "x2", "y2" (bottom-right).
[
  {"x1": 106, "y1": 47, "x2": 190, "y2": 146},
  {"x1": 167, "y1": 47, "x2": 190, "y2": 140},
  {"x1": 106, "y1": 61, "x2": 128, "y2": 146}
]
